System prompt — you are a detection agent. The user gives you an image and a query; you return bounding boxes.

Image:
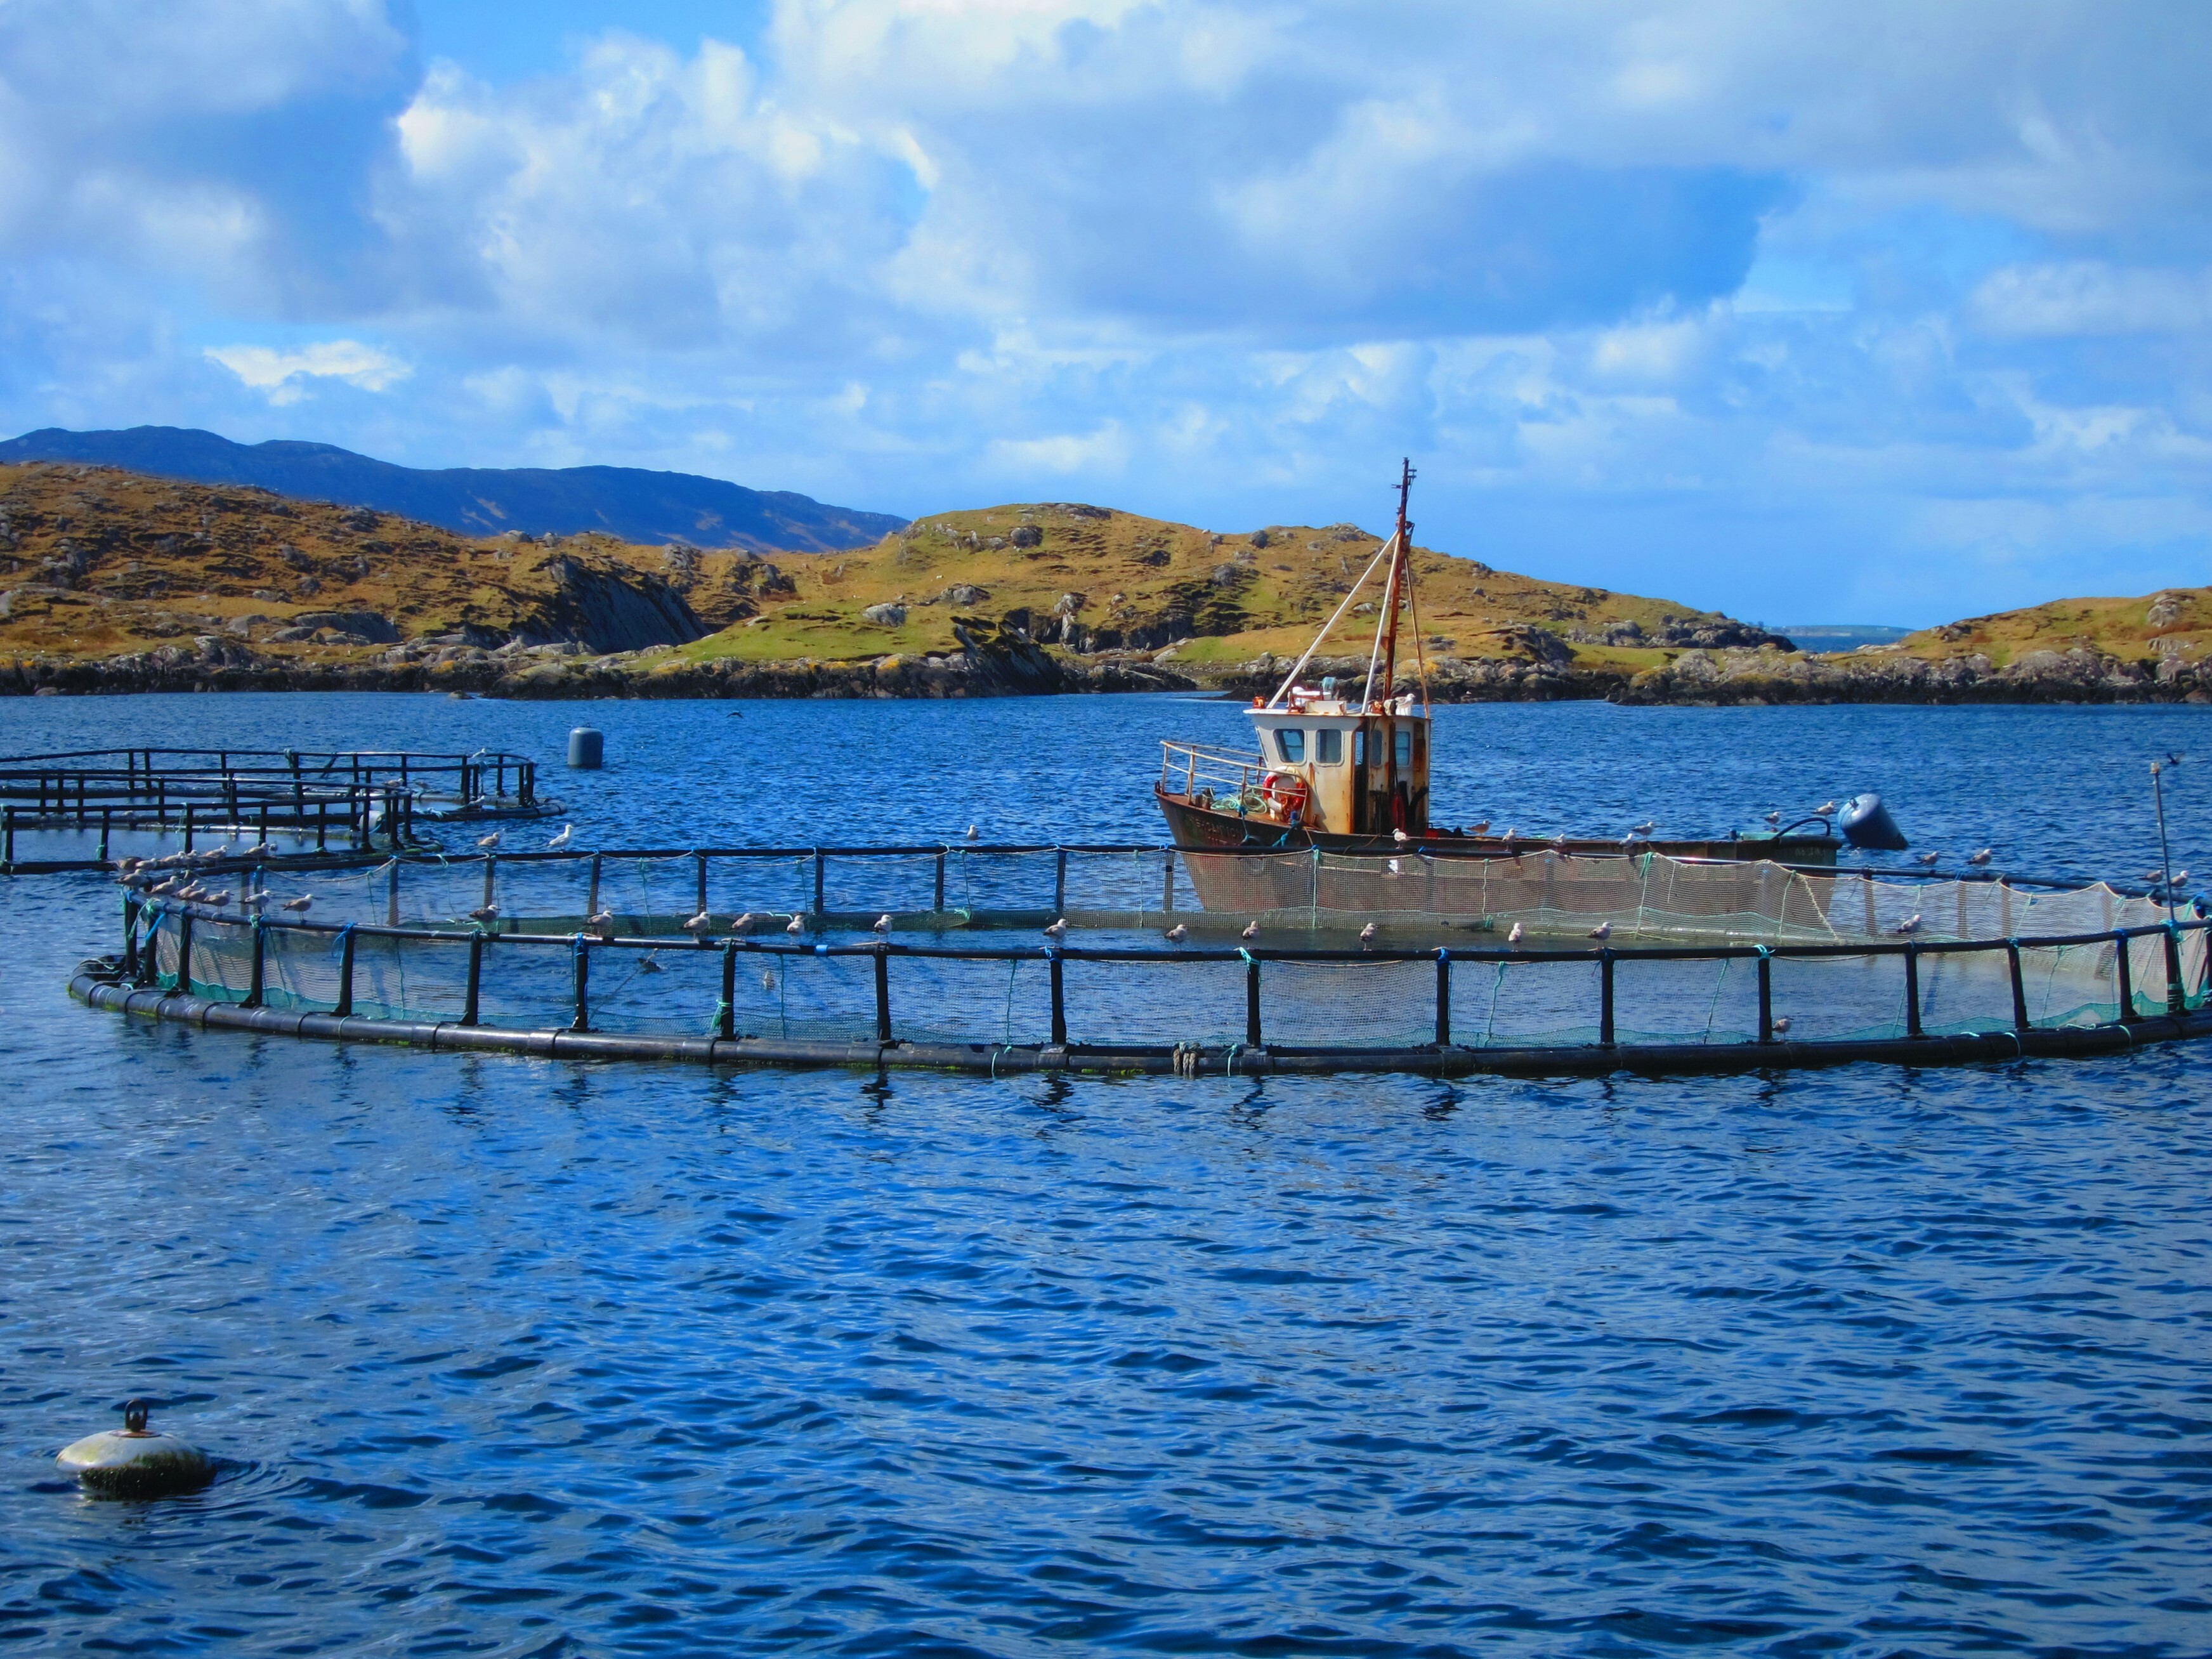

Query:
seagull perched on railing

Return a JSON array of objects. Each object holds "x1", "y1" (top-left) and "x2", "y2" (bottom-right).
[
  {"x1": 588, "y1": 908, "x2": 614, "y2": 933},
  {"x1": 731, "y1": 912, "x2": 754, "y2": 933},
  {"x1": 1241, "y1": 920, "x2": 1260, "y2": 940},
  {"x1": 1968, "y1": 848, "x2": 1993, "y2": 865},
  {"x1": 1043, "y1": 917, "x2": 1068, "y2": 938},
  {"x1": 965, "y1": 824, "x2": 979, "y2": 840},
  {"x1": 1467, "y1": 820, "x2": 1491, "y2": 836},
  {"x1": 546, "y1": 824, "x2": 572, "y2": 849},
  {"x1": 1359, "y1": 922, "x2": 1378, "y2": 949},
  {"x1": 1914, "y1": 850, "x2": 1940, "y2": 866},
  {"x1": 1774, "y1": 1016, "x2": 1792, "y2": 1034},
  {"x1": 1588, "y1": 921, "x2": 1611, "y2": 940},
  {"x1": 1764, "y1": 811, "x2": 1782, "y2": 826},
  {"x1": 244, "y1": 889, "x2": 270, "y2": 906},
  {"x1": 1507, "y1": 922, "x2": 1525, "y2": 946},
  {"x1": 785, "y1": 914, "x2": 805, "y2": 934},
  {"x1": 1165, "y1": 923, "x2": 1188, "y2": 943},
  {"x1": 282, "y1": 895, "x2": 311, "y2": 912},
  {"x1": 469, "y1": 903, "x2": 499, "y2": 922},
  {"x1": 476, "y1": 830, "x2": 501, "y2": 849},
  {"x1": 683, "y1": 910, "x2": 714, "y2": 934},
  {"x1": 1393, "y1": 829, "x2": 1410, "y2": 846},
  {"x1": 1630, "y1": 820, "x2": 1656, "y2": 837},
  {"x1": 1890, "y1": 913, "x2": 1921, "y2": 935},
  {"x1": 208, "y1": 890, "x2": 233, "y2": 907},
  {"x1": 1813, "y1": 802, "x2": 1838, "y2": 817},
  {"x1": 874, "y1": 914, "x2": 895, "y2": 934}
]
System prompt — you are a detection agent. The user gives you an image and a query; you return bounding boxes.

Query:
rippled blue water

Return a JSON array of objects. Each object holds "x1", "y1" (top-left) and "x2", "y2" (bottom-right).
[{"x1": 4, "y1": 693, "x2": 2211, "y2": 1657}]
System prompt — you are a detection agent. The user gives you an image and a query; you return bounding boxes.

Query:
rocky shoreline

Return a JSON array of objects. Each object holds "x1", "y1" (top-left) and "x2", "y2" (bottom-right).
[{"x1": 8, "y1": 635, "x2": 2211, "y2": 705}]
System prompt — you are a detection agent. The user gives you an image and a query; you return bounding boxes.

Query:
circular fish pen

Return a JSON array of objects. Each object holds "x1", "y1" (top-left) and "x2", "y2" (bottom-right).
[
  {"x1": 0, "y1": 747, "x2": 554, "y2": 872},
  {"x1": 77, "y1": 841, "x2": 2212, "y2": 1077}
]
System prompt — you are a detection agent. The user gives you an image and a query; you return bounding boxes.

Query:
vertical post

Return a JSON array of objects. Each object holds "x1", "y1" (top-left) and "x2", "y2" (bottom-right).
[
  {"x1": 257, "y1": 801, "x2": 268, "y2": 847},
  {"x1": 481, "y1": 853, "x2": 496, "y2": 909},
  {"x1": 1162, "y1": 847, "x2": 1177, "y2": 912},
  {"x1": 2115, "y1": 933, "x2": 2136, "y2": 1023},
  {"x1": 183, "y1": 801, "x2": 195, "y2": 853},
  {"x1": 122, "y1": 893, "x2": 141, "y2": 978},
  {"x1": 695, "y1": 850, "x2": 708, "y2": 918},
  {"x1": 386, "y1": 860, "x2": 400, "y2": 927},
  {"x1": 934, "y1": 849, "x2": 947, "y2": 914},
  {"x1": 3, "y1": 807, "x2": 13, "y2": 867},
  {"x1": 588, "y1": 854, "x2": 603, "y2": 920},
  {"x1": 1434, "y1": 950, "x2": 1451, "y2": 1046},
  {"x1": 176, "y1": 911, "x2": 194, "y2": 994},
  {"x1": 520, "y1": 760, "x2": 535, "y2": 809},
  {"x1": 813, "y1": 848, "x2": 825, "y2": 917},
  {"x1": 1600, "y1": 951, "x2": 1616, "y2": 1046},
  {"x1": 245, "y1": 919, "x2": 266, "y2": 1009},
  {"x1": 570, "y1": 938, "x2": 589, "y2": 1032},
  {"x1": 874, "y1": 944, "x2": 892, "y2": 1043},
  {"x1": 1054, "y1": 847, "x2": 1068, "y2": 916},
  {"x1": 2164, "y1": 925, "x2": 2185, "y2": 1017},
  {"x1": 334, "y1": 928, "x2": 356, "y2": 1018},
  {"x1": 1757, "y1": 952, "x2": 1774, "y2": 1043},
  {"x1": 315, "y1": 801, "x2": 328, "y2": 852},
  {"x1": 1904, "y1": 944, "x2": 1923, "y2": 1038},
  {"x1": 462, "y1": 932, "x2": 484, "y2": 1026},
  {"x1": 1049, "y1": 951, "x2": 1067, "y2": 1046},
  {"x1": 156, "y1": 777, "x2": 166, "y2": 830},
  {"x1": 718, "y1": 942, "x2": 736, "y2": 1040},
  {"x1": 99, "y1": 805, "x2": 112, "y2": 863},
  {"x1": 1245, "y1": 954, "x2": 1262, "y2": 1047},
  {"x1": 2008, "y1": 940, "x2": 2029, "y2": 1032}
]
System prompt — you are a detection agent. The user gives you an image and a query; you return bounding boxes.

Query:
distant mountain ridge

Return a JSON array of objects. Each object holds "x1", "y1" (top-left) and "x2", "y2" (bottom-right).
[{"x1": 0, "y1": 426, "x2": 905, "y2": 553}]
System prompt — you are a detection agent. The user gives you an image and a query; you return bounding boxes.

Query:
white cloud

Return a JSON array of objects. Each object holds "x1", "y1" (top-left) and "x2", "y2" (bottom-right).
[
  {"x1": 1971, "y1": 261, "x2": 2212, "y2": 336},
  {"x1": 205, "y1": 340, "x2": 412, "y2": 403}
]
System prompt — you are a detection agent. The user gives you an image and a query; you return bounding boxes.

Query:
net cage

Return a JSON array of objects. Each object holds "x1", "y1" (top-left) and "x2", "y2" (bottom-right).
[{"x1": 109, "y1": 842, "x2": 2212, "y2": 1070}]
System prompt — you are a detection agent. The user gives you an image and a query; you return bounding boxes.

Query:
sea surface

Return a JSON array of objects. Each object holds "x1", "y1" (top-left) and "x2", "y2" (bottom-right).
[{"x1": 3, "y1": 693, "x2": 2210, "y2": 1657}]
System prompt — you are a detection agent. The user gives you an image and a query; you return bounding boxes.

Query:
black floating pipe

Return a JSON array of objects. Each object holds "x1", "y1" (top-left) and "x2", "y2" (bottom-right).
[{"x1": 245, "y1": 919, "x2": 265, "y2": 1009}]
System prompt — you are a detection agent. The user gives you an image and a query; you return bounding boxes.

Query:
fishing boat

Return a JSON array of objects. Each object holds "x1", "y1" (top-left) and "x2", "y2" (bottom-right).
[{"x1": 1155, "y1": 462, "x2": 1844, "y2": 934}]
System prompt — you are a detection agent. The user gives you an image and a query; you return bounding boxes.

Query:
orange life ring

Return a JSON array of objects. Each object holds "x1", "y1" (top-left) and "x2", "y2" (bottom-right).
[{"x1": 1260, "y1": 771, "x2": 1311, "y2": 820}]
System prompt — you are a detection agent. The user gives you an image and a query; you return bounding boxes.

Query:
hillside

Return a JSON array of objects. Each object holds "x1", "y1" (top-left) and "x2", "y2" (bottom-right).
[
  {"x1": 1893, "y1": 589, "x2": 2209, "y2": 671},
  {"x1": 0, "y1": 426, "x2": 905, "y2": 553}
]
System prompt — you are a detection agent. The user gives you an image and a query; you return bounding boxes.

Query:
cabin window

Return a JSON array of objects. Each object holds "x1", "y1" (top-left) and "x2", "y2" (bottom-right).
[
  {"x1": 1353, "y1": 730, "x2": 1366, "y2": 766},
  {"x1": 1395, "y1": 729, "x2": 1413, "y2": 767},
  {"x1": 1316, "y1": 728, "x2": 1342, "y2": 765},
  {"x1": 1275, "y1": 728, "x2": 1306, "y2": 763}
]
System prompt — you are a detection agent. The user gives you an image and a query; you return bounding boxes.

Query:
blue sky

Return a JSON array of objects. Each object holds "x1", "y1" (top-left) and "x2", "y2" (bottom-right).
[{"x1": 1, "y1": 1, "x2": 2206, "y2": 626}]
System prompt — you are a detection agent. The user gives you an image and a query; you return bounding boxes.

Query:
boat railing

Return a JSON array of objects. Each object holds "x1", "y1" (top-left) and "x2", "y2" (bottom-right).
[{"x1": 1158, "y1": 740, "x2": 1271, "y2": 806}]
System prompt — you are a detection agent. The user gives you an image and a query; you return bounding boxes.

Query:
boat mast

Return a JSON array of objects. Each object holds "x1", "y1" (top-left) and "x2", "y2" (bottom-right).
[{"x1": 1378, "y1": 458, "x2": 1415, "y2": 707}]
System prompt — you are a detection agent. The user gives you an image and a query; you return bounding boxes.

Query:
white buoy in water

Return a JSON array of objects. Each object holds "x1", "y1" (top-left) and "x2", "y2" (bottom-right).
[{"x1": 57, "y1": 1400, "x2": 213, "y2": 1496}]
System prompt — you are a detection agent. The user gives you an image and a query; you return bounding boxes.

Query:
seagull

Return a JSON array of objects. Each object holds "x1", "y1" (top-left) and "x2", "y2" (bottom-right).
[
  {"x1": 964, "y1": 824, "x2": 979, "y2": 840},
  {"x1": 1165, "y1": 923, "x2": 1189, "y2": 943},
  {"x1": 476, "y1": 830, "x2": 501, "y2": 849},
  {"x1": 785, "y1": 914, "x2": 805, "y2": 934},
  {"x1": 1914, "y1": 851, "x2": 1940, "y2": 866},
  {"x1": 244, "y1": 889, "x2": 270, "y2": 906},
  {"x1": 1890, "y1": 913, "x2": 1922, "y2": 935},
  {"x1": 282, "y1": 895, "x2": 312, "y2": 912},
  {"x1": 1043, "y1": 917, "x2": 1068, "y2": 938},
  {"x1": 1501, "y1": 826, "x2": 1518, "y2": 842},
  {"x1": 1550, "y1": 832, "x2": 1571, "y2": 849},
  {"x1": 1813, "y1": 801, "x2": 1838, "y2": 817},
  {"x1": 731, "y1": 912, "x2": 754, "y2": 932},
  {"x1": 1773, "y1": 1016, "x2": 1792, "y2": 1035},
  {"x1": 638, "y1": 954, "x2": 663, "y2": 974},
  {"x1": 1764, "y1": 810, "x2": 1782, "y2": 826},
  {"x1": 1359, "y1": 922, "x2": 1378, "y2": 949},
  {"x1": 1968, "y1": 848, "x2": 1993, "y2": 865},
  {"x1": 874, "y1": 914, "x2": 895, "y2": 934},
  {"x1": 208, "y1": 891, "x2": 233, "y2": 907},
  {"x1": 1241, "y1": 920, "x2": 1260, "y2": 940},
  {"x1": 1588, "y1": 921, "x2": 1612, "y2": 940},
  {"x1": 546, "y1": 823, "x2": 572, "y2": 849},
  {"x1": 469, "y1": 903, "x2": 499, "y2": 922},
  {"x1": 1507, "y1": 922, "x2": 1525, "y2": 945},
  {"x1": 760, "y1": 969, "x2": 776, "y2": 992},
  {"x1": 1393, "y1": 829, "x2": 1411, "y2": 846},
  {"x1": 1630, "y1": 820, "x2": 1656, "y2": 837},
  {"x1": 1468, "y1": 820, "x2": 1491, "y2": 835},
  {"x1": 588, "y1": 908, "x2": 614, "y2": 931},
  {"x1": 683, "y1": 909, "x2": 714, "y2": 933}
]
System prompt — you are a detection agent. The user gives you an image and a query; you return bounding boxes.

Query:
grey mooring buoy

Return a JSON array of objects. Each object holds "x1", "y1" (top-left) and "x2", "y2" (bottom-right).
[
  {"x1": 56, "y1": 1399, "x2": 213, "y2": 1496},
  {"x1": 567, "y1": 727, "x2": 605, "y2": 770},
  {"x1": 1839, "y1": 792, "x2": 1909, "y2": 851}
]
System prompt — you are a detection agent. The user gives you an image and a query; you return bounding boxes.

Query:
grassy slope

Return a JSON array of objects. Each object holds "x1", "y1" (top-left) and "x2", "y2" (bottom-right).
[
  {"x1": 1891, "y1": 589, "x2": 2211, "y2": 669},
  {"x1": 672, "y1": 503, "x2": 1720, "y2": 671}
]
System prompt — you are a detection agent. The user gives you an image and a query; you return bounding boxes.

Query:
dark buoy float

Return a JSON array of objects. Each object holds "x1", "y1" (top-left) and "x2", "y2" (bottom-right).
[
  {"x1": 567, "y1": 727, "x2": 605, "y2": 770},
  {"x1": 57, "y1": 1400, "x2": 213, "y2": 1496},
  {"x1": 1839, "y1": 792, "x2": 1909, "y2": 851}
]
